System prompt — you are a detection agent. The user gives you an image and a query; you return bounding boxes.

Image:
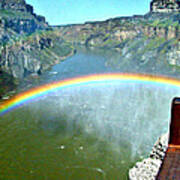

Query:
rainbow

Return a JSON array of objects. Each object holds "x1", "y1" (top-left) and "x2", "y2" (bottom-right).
[{"x1": 1, "y1": 73, "x2": 180, "y2": 116}]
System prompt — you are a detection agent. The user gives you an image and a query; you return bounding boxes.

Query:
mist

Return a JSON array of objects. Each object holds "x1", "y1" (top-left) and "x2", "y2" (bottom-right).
[{"x1": 12, "y1": 82, "x2": 179, "y2": 159}]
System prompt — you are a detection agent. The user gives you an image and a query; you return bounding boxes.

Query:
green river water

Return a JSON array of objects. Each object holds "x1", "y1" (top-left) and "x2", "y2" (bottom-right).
[{"x1": 1, "y1": 47, "x2": 180, "y2": 179}]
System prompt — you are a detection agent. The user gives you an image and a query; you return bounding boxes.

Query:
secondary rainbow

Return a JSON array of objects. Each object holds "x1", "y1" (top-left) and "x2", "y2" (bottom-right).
[{"x1": 1, "y1": 73, "x2": 180, "y2": 116}]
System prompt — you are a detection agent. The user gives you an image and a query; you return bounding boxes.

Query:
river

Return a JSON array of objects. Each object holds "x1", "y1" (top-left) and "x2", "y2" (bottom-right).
[{"x1": 0, "y1": 46, "x2": 180, "y2": 179}]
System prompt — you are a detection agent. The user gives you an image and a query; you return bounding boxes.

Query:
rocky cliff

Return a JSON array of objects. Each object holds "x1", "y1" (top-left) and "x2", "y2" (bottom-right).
[
  {"x1": 150, "y1": 0, "x2": 180, "y2": 13},
  {"x1": 0, "y1": 0, "x2": 30, "y2": 12},
  {"x1": 56, "y1": 13, "x2": 179, "y2": 46},
  {"x1": 55, "y1": 11, "x2": 180, "y2": 69},
  {"x1": 0, "y1": 0, "x2": 74, "y2": 78},
  {"x1": 0, "y1": 0, "x2": 48, "y2": 43},
  {"x1": 0, "y1": 0, "x2": 48, "y2": 29},
  {"x1": 0, "y1": 0, "x2": 73, "y2": 96},
  {"x1": 0, "y1": 30, "x2": 73, "y2": 78}
]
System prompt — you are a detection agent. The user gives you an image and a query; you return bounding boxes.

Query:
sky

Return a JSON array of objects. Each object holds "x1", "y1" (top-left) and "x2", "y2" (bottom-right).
[{"x1": 26, "y1": 0, "x2": 152, "y2": 26}]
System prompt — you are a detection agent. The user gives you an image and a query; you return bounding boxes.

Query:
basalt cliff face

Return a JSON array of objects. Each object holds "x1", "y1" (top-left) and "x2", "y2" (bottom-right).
[
  {"x1": 0, "y1": 31, "x2": 73, "y2": 79},
  {"x1": 150, "y1": 0, "x2": 180, "y2": 13},
  {"x1": 0, "y1": 1, "x2": 73, "y2": 79},
  {"x1": 0, "y1": 0, "x2": 48, "y2": 34},
  {"x1": 0, "y1": 0, "x2": 73, "y2": 96},
  {"x1": 0, "y1": 0, "x2": 33, "y2": 13}
]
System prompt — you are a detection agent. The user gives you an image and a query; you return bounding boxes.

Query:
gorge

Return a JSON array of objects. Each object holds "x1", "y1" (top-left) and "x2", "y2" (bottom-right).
[{"x1": 0, "y1": 0, "x2": 179, "y2": 179}]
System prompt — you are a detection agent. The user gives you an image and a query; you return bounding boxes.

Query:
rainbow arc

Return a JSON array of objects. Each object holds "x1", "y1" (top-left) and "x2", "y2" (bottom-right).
[{"x1": 1, "y1": 73, "x2": 180, "y2": 116}]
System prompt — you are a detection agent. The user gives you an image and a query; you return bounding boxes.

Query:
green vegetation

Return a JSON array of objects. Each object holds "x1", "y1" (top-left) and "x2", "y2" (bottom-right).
[
  {"x1": 0, "y1": 9, "x2": 33, "y2": 18},
  {"x1": 150, "y1": 19, "x2": 180, "y2": 28},
  {"x1": 145, "y1": 37, "x2": 166, "y2": 50},
  {"x1": 151, "y1": 19, "x2": 160, "y2": 27},
  {"x1": 0, "y1": 71, "x2": 16, "y2": 97},
  {"x1": 51, "y1": 42, "x2": 73, "y2": 57},
  {"x1": 160, "y1": 38, "x2": 178, "y2": 55},
  {"x1": 0, "y1": 9, "x2": 15, "y2": 17},
  {"x1": 127, "y1": 38, "x2": 145, "y2": 52},
  {"x1": 102, "y1": 38, "x2": 120, "y2": 47},
  {"x1": 130, "y1": 37, "x2": 167, "y2": 58},
  {"x1": 172, "y1": 21, "x2": 179, "y2": 27}
]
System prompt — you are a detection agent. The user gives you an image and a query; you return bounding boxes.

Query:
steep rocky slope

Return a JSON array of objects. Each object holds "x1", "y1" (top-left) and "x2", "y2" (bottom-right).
[
  {"x1": 0, "y1": 0, "x2": 48, "y2": 35},
  {"x1": 0, "y1": 30, "x2": 73, "y2": 78},
  {"x1": 0, "y1": 0, "x2": 49, "y2": 50},
  {"x1": 0, "y1": 0, "x2": 73, "y2": 78},
  {"x1": 0, "y1": 0, "x2": 73, "y2": 96},
  {"x1": 151, "y1": 0, "x2": 180, "y2": 13}
]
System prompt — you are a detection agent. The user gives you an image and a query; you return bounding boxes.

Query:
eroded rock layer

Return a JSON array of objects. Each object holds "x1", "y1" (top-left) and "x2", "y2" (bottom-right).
[{"x1": 150, "y1": 0, "x2": 180, "y2": 13}]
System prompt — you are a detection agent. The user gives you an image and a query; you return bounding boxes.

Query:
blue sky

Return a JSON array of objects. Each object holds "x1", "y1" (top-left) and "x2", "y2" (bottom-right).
[{"x1": 26, "y1": 0, "x2": 152, "y2": 25}]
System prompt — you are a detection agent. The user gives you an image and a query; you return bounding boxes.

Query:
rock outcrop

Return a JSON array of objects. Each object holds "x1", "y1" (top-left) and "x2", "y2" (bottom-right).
[
  {"x1": 150, "y1": 0, "x2": 180, "y2": 13},
  {"x1": 57, "y1": 12, "x2": 180, "y2": 45},
  {"x1": 0, "y1": 0, "x2": 28, "y2": 12},
  {"x1": 0, "y1": 0, "x2": 48, "y2": 35},
  {"x1": 167, "y1": 41, "x2": 180, "y2": 66},
  {"x1": 129, "y1": 133, "x2": 169, "y2": 180},
  {"x1": 0, "y1": 31, "x2": 73, "y2": 78},
  {"x1": 0, "y1": 0, "x2": 74, "y2": 80}
]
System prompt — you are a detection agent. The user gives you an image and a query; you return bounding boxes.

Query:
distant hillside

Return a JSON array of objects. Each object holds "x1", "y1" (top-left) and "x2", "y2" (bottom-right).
[{"x1": 55, "y1": 1, "x2": 179, "y2": 70}]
